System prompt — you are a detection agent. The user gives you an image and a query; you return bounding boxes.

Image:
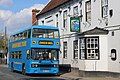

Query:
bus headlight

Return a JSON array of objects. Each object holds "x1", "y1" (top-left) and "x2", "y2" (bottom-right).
[
  {"x1": 54, "y1": 64, "x2": 59, "y2": 67},
  {"x1": 56, "y1": 42, "x2": 59, "y2": 45},
  {"x1": 31, "y1": 64, "x2": 39, "y2": 68},
  {"x1": 32, "y1": 41, "x2": 37, "y2": 44}
]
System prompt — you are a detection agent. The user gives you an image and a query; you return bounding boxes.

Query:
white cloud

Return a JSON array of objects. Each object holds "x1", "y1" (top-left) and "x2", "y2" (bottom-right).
[
  {"x1": 0, "y1": 4, "x2": 44, "y2": 35},
  {"x1": 0, "y1": 0, "x2": 13, "y2": 6},
  {"x1": 0, "y1": 10, "x2": 13, "y2": 21},
  {"x1": 0, "y1": 10, "x2": 13, "y2": 33}
]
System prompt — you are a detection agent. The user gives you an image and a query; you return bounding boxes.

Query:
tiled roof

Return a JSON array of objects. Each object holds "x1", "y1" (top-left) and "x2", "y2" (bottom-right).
[
  {"x1": 79, "y1": 27, "x2": 109, "y2": 35},
  {"x1": 37, "y1": 0, "x2": 70, "y2": 17}
]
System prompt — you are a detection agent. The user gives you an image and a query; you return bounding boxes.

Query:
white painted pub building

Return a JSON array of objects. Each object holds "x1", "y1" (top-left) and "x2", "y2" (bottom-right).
[{"x1": 36, "y1": 0, "x2": 120, "y2": 74}]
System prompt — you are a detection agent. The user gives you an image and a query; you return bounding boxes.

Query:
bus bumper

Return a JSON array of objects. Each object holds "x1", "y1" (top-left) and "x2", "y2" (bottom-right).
[{"x1": 26, "y1": 68, "x2": 59, "y2": 74}]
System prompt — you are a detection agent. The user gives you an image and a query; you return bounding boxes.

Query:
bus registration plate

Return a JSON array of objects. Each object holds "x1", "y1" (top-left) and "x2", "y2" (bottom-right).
[{"x1": 43, "y1": 70, "x2": 49, "y2": 72}]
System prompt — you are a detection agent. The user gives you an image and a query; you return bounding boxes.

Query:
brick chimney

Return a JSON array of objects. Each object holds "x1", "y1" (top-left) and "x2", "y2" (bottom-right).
[{"x1": 32, "y1": 9, "x2": 40, "y2": 25}]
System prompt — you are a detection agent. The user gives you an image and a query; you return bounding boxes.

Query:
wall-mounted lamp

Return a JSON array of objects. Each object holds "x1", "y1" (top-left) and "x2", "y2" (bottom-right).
[
  {"x1": 59, "y1": 8, "x2": 62, "y2": 13},
  {"x1": 93, "y1": 0, "x2": 96, "y2": 2}
]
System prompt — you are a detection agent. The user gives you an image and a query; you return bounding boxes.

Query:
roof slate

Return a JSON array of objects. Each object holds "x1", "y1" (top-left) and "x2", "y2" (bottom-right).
[
  {"x1": 37, "y1": 0, "x2": 70, "y2": 17},
  {"x1": 80, "y1": 27, "x2": 109, "y2": 35}
]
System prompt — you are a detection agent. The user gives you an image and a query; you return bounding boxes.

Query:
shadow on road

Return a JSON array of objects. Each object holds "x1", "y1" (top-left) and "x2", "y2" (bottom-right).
[{"x1": 19, "y1": 78, "x2": 66, "y2": 80}]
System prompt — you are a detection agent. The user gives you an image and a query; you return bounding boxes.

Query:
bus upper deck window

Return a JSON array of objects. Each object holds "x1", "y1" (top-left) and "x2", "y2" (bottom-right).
[
  {"x1": 28, "y1": 29, "x2": 31, "y2": 38},
  {"x1": 32, "y1": 29, "x2": 45, "y2": 38},
  {"x1": 10, "y1": 36, "x2": 13, "y2": 42},
  {"x1": 48, "y1": 30, "x2": 54, "y2": 38},
  {"x1": 15, "y1": 35, "x2": 18, "y2": 41},
  {"x1": 23, "y1": 31, "x2": 27, "y2": 39},
  {"x1": 18, "y1": 33, "x2": 22, "y2": 40},
  {"x1": 54, "y1": 31, "x2": 59, "y2": 38}
]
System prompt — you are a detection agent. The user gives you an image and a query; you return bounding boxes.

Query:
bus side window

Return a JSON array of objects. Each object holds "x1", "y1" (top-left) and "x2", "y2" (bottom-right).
[
  {"x1": 28, "y1": 29, "x2": 31, "y2": 38},
  {"x1": 10, "y1": 36, "x2": 12, "y2": 42},
  {"x1": 54, "y1": 31, "x2": 59, "y2": 38},
  {"x1": 13, "y1": 35, "x2": 15, "y2": 41},
  {"x1": 11, "y1": 54, "x2": 13, "y2": 58},
  {"x1": 19, "y1": 51, "x2": 22, "y2": 59},
  {"x1": 27, "y1": 50, "x2": 31, "y2": 59},
  {"x1": 18, "y1": 33, "x2": 22, "y2": 40},
  {"x1": 15, "y1": 35, "x2": 17, "y2": 41},
  {"x1": 22, "y1": 31, "x2": 27, "y2": 39},
  {"x1": 48, "y1": 30, "x2": 54, "y2": 38}
]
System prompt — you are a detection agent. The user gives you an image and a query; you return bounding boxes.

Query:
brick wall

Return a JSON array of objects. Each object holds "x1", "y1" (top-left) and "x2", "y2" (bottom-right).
[{"x1": 32, "y1": 9, "x2": 40, "y2": 25}]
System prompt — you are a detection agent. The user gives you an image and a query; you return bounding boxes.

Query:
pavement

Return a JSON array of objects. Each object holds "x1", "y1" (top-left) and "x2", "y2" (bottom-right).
[
  {"x1": 1, "y1": 64, "x2": 120, "y2": 80},
  {"x1": 60, "y1": 70, "x2": 82, "y2": 80},
  {"x1": 0, "y1": 64, "x2": 8, "y2": 67},
  {"x1": 60, "y1": 69, "x2": 120, "y2": 80},
  {"x1": 60, "y1": 71, "x2": 120, "y2": 80}
]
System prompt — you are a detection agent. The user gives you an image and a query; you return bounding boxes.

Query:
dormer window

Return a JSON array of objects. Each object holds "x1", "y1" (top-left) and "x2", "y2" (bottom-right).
[
  {"x1": 86, "y1": 0, "x2": 91, "y2": 22},
  {"x1": 101, "y1": 0, "x2": 108, "y2": 18},
  {"x1": 73, "y1": 6, "x2": 78, "y2": 16}
]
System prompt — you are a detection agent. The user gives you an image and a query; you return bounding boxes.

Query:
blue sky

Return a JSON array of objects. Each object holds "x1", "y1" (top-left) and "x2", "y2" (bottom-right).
[
  {"x1": 0, "y1": 0, "x2": 49, "y2": 12},
  {"x1": 0, "y1": 0, "x2": 49, "y2": 34}
]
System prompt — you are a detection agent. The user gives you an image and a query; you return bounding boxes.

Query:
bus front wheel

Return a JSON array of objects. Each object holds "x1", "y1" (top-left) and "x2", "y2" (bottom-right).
[{"x1": 22, "y1": 63, "x2": 26, "y2": 75}]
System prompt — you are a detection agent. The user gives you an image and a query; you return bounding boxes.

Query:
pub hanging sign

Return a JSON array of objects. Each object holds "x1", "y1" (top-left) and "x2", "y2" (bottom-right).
[{"x1": 70, "y1": 17, "x2": 80, "y2": 32}]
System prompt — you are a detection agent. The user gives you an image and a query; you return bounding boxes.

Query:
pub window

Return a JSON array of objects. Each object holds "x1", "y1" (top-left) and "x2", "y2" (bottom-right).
[
  {"x1": 42, "y1": 20, "x2": 44, "y2": 25},
  {"x1": 56, "y1": 14, "x2": 59, "y2": 27},
  {"x1": 63, "y1": 42, "x2": 67, "y2": 58},
  {"x1": 86, "y1": 0, "x2": 91, "y2": 22},
  {"x1": 73, "y1": 40, "x2": 78, "y2": 59},
  {"x1": 101, "y1": 0, "x2": 108, "y2": 18},
  {"x1": 63, "y1": 10, "x2": 67, "y2": 28},
  {"x1": 73, "y1": 6, "x2": 78, "y2": 16},
  {"x1": 80, "y1": 37, "x2": 99, "y2": 60},
  {"x1": 111, "y1": 49, "x2": 117, "y2": 61},
  {"x1": 80, "y1": 10, "x2": 82, "y2": 22}
]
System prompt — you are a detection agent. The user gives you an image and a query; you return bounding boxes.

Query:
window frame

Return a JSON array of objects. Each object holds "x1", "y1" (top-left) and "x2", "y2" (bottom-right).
[
  {"x1": 101, "y1": 0, "x2": 108, "y2": 18},
  {"x1": 73, "y1": 40, "x2": 78, "y2": 59},
  {"x1": 79, "y1": 36, "x2": 100, "y2": 60},
  {"x1": 63, "y1": 42, "x2": 67, "y2": 59},
  {"x1": 85, "y1": 0, "x2": 91, "y2": 22},
  {"x1": 111, "y1": 49, "x2": 117, "y2": 61},
  {"x1": 63, "y1": 10, "x2": 68, "y2": 28},
  {"x1": 56, "y1": 14, "x2": 59, "y2": 27},
  {"x1": 32, "y1": 28, "x2": 59, "y2": 38},
  {"x1": 10, "y1": 29, "x2": 31, "y2": 42},
  {"x1": 10, "y1": 51, "x2": 22, "y2": 59}
]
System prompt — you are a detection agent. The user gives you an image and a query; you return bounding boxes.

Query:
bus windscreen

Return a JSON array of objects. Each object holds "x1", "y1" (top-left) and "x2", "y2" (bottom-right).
[
  {"x1": 32, "y1": 28, "x2": 59, "y2": 38},
  {"x1": 30, "y1": 49, "x2": 58, "y2": 60}
]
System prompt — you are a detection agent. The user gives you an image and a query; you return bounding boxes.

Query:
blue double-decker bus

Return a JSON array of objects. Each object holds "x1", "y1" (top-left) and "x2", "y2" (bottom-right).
[{"x1": 8, "y1": 25, "x2": 60, "y2": 75}]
